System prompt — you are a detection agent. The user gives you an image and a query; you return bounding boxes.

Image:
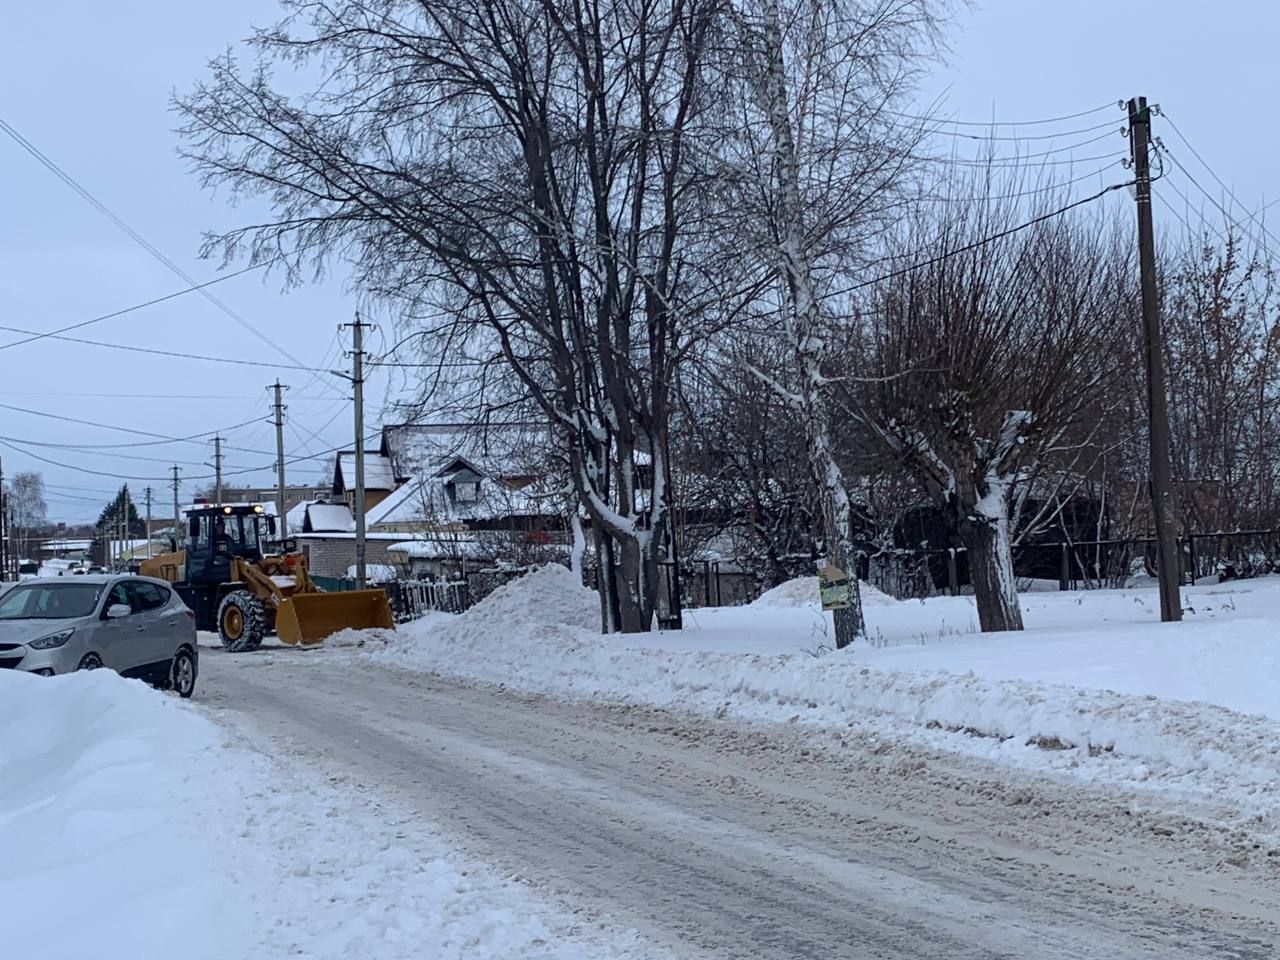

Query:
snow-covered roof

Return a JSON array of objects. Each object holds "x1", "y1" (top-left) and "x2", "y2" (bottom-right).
[
  {"x1": 284, "y1": 499, "x2": 310, "y2": 533},
  {"x1": 306, "y1": 503, "x2": 355, "y2": 533},
  {"x1": 365, "y1": 472, "x2": 559, "y2": 528},
  {"x1": 43, "y1": 539, "x2": 92, "y2": 551},
  {"x1": 335, "y1": 452, "x2": 396, "y2": 492},
  {"x1": 385, "y1": 538, "x2": 493, "y2": 560},
  {"x1": 365, "y1": 477, "x2": 428, "y2": 528},
  {"x1": 345, "y1": 563, "x2": 399, "y2": 581},
  {"x1": 380, "y1": 423, "x2": 553, "y2": 482}
]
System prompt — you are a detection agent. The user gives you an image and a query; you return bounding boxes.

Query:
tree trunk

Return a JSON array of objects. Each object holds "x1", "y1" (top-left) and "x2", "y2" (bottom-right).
[
  {"x1": 959, "y1": 512, "x2": 1024, "y2": 632},
  {"x1": 614, "y1": 535, "x2": 645, "y2": 633},
  {"x1": 754, "y1": 0, "x2": 865, "y2": 647}
]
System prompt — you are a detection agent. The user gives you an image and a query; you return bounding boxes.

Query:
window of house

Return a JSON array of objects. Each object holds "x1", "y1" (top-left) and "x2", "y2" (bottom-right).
[{"x1": 455, "y1": 481, "x2": 478, "y2": 502}]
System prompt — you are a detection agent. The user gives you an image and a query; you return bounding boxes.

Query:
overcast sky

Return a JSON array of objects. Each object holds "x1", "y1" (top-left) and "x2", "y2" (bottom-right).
[{"x1": 1, "y1": 1, "x2": 1272, "y2": 523}]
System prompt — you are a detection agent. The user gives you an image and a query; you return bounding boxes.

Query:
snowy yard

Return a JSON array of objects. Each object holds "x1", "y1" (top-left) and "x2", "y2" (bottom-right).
[
  {"x1": 0, "y1": 670, "x2": 658, "y2": 960},
  {"x1": 360, "y1": 568, "x2": 1280, "y2": 839}
]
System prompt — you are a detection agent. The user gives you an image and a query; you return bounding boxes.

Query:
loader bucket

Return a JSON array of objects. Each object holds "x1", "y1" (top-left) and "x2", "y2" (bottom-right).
[{"x1": 275, "y1": 589, "x2": 396, "y2": 646}]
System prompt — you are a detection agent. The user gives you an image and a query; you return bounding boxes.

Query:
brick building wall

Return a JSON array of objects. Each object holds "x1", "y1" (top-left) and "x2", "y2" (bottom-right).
[{"x1": 296, "y1": 536, "x2": 399, "y2": 579}]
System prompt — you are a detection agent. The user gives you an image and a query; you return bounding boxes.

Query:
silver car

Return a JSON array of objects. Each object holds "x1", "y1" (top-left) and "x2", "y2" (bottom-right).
[{"x1": 0, "y1": 575, "x2": 198, "y2": 697}]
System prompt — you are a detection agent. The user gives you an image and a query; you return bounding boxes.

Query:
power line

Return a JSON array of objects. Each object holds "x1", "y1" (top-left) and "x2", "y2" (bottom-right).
[
  {"x1": 0, "y1": 323, "x2": 332, "y2": 372},
  {"x1": 911, "y1": 160, "x2": 1125, "y2": 204},
  {"x1": 1159, "y1": 149, "x2": 1276, "y2": 254},
  {"x1": 0, "y1": 265, "x2": 262, "y2": 353},
  {"x1": 0, "y1": 401, "x2": 263, "y2": 447},
  {"x1": 1158, "y1": 110, "x2": 1280, "y2": 252},
  {"x1": 822, "y1": 179, "x2": 1134, "y2": 301},
  {"x1": 915, "y1": 147, "x2": 1127, "y2": 169},
  {"x1": 0, "y1": 437, "x2": 208, "y2": 468},
  {"x1": 0, "y1": 114, "x2": 307, "y2": 367},
  {"x1": 915, "y1": 116, "x2": 1122, "y2": 142},
  {"x1": 887, "y1": 101, "x2": 1119, "y2": 127}
]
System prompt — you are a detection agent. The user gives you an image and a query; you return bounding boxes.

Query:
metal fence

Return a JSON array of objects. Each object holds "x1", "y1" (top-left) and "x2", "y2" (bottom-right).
[{"x1": 311, "y1": 528, "x2": 1280, "y2": 623}]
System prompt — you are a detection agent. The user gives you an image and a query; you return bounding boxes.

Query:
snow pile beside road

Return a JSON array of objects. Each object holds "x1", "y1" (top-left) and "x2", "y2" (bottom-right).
[
  {"x1": 0, "y1": 671, "x2": 251, "y2": 960},
  {"x1": 377, "y1": 566, "x2": 1280, "y2": 830},
  {"x1": 751, "y1": 576, "x2": 896, "y2": 609},
  {"x1": 0, "y1": 666, "x2": 664, "y2": 959}
]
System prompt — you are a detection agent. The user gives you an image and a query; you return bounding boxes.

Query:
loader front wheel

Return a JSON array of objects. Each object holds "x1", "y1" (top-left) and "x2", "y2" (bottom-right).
[{"x1": 218, "y1": 591, "x2": 266, "y2": 653}]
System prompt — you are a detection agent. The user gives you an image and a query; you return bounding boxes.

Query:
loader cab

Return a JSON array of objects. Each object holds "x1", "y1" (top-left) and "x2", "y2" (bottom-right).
[{"x1": 185, "y1": 505, "x2": 275, "y2": 585}]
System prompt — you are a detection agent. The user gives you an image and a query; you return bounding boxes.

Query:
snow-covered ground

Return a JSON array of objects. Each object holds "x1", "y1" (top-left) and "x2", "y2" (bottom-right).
[
  {"x1": 361, "y1": 568, "x2": 1280, "y2": 839},
  {"x1": 0, "y1": 669, "x2": 660, "y2": 960}
]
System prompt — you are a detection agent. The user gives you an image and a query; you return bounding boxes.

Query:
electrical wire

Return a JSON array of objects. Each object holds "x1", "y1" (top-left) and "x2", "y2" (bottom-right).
[
  {"x1": 821, "y1": 178, "x2": 1134, "y2": 302},
  {"x1": 0, "y1": 323, "x2": 331, "y2": 372},
  {"x1": 886, "y1": 101, "x2": 1119, "y2": 127},
  {"x1": 0, "y1": 265, "x2": 262, "y2": 353},
  {"x1": 911, "y1": 160, "x2": 1125, "y2": 204},
  {"x1": 914, "y1": 147, "x2": 1127, "y2": 169},
  {"x1": 1158, "y1": 111, "x2": 1280, "y2": 252},
  {"x1": 0, "y1": 115, "x2": 308, "y2": 367},
  {"x1": 0, "y1": 402, "x2": 264, "y2": 446},
  {"x1": 1159, "y1": 148, "x2": 1276, "y2": 253},
  {"x1": 913, "y1": 117, "x2": 1122, "y2": 142}
]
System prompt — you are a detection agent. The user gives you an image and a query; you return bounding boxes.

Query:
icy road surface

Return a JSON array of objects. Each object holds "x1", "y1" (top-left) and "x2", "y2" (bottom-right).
[{"x1": 199, "y1": 653, "x2": 1280, "y2": 960}]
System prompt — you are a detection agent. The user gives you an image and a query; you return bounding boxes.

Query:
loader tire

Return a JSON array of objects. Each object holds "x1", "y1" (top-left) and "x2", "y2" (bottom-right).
[{"x1": 218, "y1": 590, "x2": 266, "y2": 653}]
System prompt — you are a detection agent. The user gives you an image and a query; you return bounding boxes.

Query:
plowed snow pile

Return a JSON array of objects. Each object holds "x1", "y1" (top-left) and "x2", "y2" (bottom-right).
[
  {"x1": 750, "y1": 576, "x2": 896, "y2": 608},
  {"x1": 372, "y1": 565, "x2": 1280, "y2": 836}
]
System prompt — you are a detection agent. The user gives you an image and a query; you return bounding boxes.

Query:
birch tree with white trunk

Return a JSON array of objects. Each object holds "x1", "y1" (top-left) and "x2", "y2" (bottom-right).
[{"x1": 723, "y1": 0, "x2": 949, "y2": 646}]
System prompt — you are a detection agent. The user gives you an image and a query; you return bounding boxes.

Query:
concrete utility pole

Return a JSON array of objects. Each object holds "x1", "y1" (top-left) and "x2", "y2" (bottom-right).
[
  {"x1": 1128, "y1": 95, "x2": 1182, "y2": 623},
  {"x1": 272, "y1": 380, "x2": 289, "y2": 539},
  {"x1": 213, "y1": 435, "x2": 224, "y2": 506},
  {"x1": 171, "y1": 466, "x2": 181, "y2": 548},
  {"x1": 144, "y1": 487, "x2": 153, "y2": 560},
  {"x1": 342, "y1": 313, "x2": 371, "y2": 588}
]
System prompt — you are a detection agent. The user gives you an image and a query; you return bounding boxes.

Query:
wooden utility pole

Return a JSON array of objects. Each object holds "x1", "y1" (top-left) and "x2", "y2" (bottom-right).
[
  {"x1": 1129, "y1": 96, "x2": 1182, "y2": 622},
  {"x1": 144, "y1": 487, "x2": 153, "y2": 560},
  {"x1": 0, "y1": 456, "x2": 7, "y2": 580},
  {"x1": 171, "y1": 466, "x2": 181, "y2": 547},
  {"x1": 341, "y1": 314, "x2": 371, "y2": 588},
  {"x1": 272, "y1": 381, "x2": 289, "y2": 539}
]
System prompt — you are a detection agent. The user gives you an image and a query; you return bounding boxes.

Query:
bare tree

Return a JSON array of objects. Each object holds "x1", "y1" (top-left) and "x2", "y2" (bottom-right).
[
  {"x1": 10, "y1": 472, "x2": 47, "y2": 559},
  {"x1": 720, "y1": 0, "x2": 948, "y2": 645},
  {"x1": 1163, "y1": 228, "x2": 1280, "y2": 535},
  {"x1": 178, "y1": 0, "x2": 750, "y2": 633},
  {"x1": 853, "y1": 185, "x2": 1135, "y2": 631}
]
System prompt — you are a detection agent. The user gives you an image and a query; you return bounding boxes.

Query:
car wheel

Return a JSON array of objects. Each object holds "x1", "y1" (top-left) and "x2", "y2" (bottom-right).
[
  {"x1": 169, "y1": 648, "x2": 197, "y2": 699},
  {"x1": 217, "y1": 590, "x2": 266, "y2": 652},
  {"x1": 77, "y1": 652, "x2": 103, "y2": 671}
]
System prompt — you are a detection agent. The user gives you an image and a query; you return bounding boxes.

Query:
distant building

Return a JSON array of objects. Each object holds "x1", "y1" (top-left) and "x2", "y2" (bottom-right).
[{"x1": 219, "y1": 484, "x2": 329, "y2": 510}]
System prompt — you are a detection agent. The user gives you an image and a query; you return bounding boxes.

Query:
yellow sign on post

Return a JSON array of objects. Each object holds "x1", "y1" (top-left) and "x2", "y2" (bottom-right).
[{"x1": 817, "y1": 562, "x2": 852, "y2": 611}]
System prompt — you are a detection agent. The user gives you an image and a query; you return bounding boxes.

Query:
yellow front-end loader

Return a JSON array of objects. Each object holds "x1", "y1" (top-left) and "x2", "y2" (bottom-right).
[{"x1": 140, "y1": 504, "x2": 394, "y2": 652}]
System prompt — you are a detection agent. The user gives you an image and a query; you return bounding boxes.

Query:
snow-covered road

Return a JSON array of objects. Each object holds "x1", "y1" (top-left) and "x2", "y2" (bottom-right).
[{"x1": 199, "y1": 652, "x2": 1280, "y2": 960}]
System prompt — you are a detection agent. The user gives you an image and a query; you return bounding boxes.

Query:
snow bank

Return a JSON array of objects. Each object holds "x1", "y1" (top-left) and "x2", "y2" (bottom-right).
[
  {"x1": 0, "y1": 665, "x2": 661, "y2": 959},
  {"x1": 751, "y1": 575, "x2": 896, "y2": 609},
  {"x1": 371, "y1": 566, "x2": 1280, "y2": 833},
  {"x1": 0, "y1": 671, "x2": 251, "y2": 960}
]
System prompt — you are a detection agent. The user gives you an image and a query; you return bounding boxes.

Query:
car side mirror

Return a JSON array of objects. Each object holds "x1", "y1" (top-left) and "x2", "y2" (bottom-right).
[
  {"x1": 105, "y1": 603, "x2": 131, "y2": 619},
  {"x1": 267, "y1": 516, "x2": 277, "y2": 536}
]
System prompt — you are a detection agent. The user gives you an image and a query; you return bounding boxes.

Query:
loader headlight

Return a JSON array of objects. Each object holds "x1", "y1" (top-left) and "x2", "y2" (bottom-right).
[{"x1": 29, "y1": 629, "x2": 74, "y2": 650}]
